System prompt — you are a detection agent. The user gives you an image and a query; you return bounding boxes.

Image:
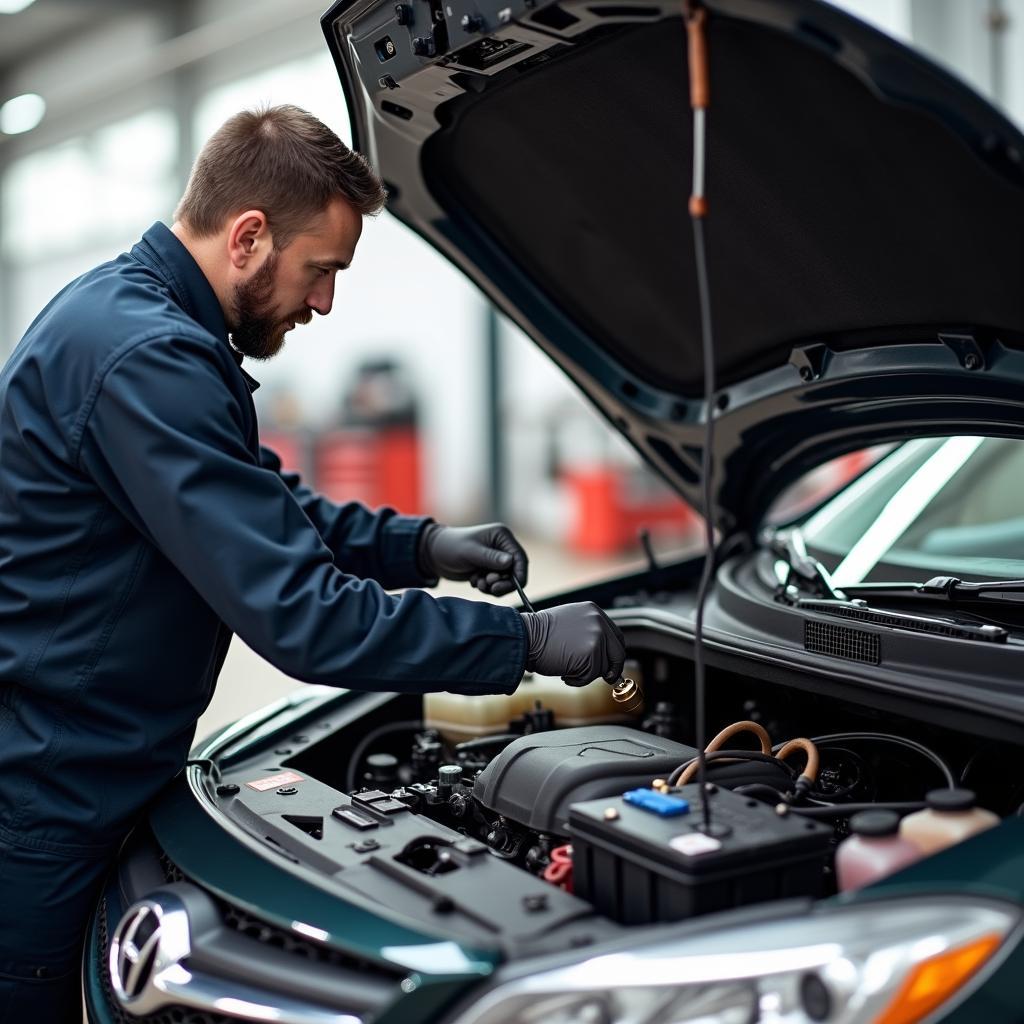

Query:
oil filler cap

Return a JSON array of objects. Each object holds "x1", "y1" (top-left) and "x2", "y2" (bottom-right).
[{"x1": 623, "y1": 789, "x2": 690, "y2": 817}]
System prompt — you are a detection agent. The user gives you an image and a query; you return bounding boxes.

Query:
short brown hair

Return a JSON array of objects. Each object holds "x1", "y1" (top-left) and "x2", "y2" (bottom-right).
[{"x1": 175, "y1": 104, "x2": 387, "y2": 247}]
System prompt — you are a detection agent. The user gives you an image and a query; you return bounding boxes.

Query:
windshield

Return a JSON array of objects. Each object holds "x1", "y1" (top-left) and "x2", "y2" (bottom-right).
[{"x1": 798, "y1": 437, "x2": 1024, "y2": 585}]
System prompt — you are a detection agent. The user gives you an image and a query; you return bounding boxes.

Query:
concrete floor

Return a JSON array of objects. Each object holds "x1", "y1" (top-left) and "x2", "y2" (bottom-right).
[{"x1": 194, "y1": 538, "x2": 647, "y2": 744}]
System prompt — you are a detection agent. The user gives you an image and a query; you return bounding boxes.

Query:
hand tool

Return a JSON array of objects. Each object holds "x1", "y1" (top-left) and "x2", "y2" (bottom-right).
[{"x1": 509, "y1": 573, "x2": 535, "y2": 613}]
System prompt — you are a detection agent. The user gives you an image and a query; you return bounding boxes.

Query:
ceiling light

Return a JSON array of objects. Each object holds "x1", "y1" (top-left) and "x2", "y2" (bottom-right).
[
  {"x1": 0, "y1": 0, "x2": 38, "y2": 13},
  {"x1": 0, "y1": 93, "x2": 46, "y2": 135}
]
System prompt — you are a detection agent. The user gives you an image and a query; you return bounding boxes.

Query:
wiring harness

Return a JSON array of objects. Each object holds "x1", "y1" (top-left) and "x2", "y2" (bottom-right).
[{"x1": 657, "y1": 720, "x2": 955, "y2": 818}]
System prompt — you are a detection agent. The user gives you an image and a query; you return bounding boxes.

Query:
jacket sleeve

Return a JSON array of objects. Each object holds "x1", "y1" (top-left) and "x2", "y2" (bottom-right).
[
  {"x1": 76, "y1": 335, "x2": 525, "y2": 695},
  {"x1": 257, "y1": 445, "x2": 436, "y2": 590}
]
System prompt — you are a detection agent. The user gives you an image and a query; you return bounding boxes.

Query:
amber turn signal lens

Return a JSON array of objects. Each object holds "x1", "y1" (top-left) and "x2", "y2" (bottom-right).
[{"x1": 874, "y1": 932, "x2": 1002, "y2": 1024}]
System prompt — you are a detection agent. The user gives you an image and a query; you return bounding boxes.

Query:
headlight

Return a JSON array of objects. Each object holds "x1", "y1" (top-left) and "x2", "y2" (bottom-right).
[{"x1": 448, "y1": 898, "x2": 1018, "y2": 1024}]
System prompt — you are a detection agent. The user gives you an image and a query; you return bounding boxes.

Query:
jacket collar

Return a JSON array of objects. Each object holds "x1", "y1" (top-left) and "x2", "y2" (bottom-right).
[{"x1": 132, "y1": 222, "x2": 260, "y2": 392}]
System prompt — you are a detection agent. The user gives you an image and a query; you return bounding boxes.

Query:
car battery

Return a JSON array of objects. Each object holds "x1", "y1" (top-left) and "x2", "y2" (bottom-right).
[{"x1": 569, "y1": 784, "x2": 833, "y2": 925}]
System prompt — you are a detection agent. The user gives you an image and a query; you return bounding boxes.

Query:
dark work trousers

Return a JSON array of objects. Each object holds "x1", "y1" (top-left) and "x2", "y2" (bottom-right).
[{"x1": 0, "y1": 836, "x2": 111, "y2": 1022}]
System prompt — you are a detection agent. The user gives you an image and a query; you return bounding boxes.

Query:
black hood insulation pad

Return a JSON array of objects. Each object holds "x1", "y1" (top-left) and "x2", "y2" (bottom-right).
[{"x1": 423, "y1": 13, "x2": 1024, "y2": 395}]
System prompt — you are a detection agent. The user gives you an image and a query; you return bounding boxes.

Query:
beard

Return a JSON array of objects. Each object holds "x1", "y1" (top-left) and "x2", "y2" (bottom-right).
[{"x1": 229, "y1": 250, "x2": 310, "y2": 361}]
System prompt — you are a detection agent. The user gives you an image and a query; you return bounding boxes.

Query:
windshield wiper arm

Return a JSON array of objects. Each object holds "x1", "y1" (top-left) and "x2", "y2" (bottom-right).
[
  {"x1": 795, "y1": 597, "x2": 1009, "y2": 643},
  {"x1": 845, "y1": 576, "x2": 1024, "y2": 604}
]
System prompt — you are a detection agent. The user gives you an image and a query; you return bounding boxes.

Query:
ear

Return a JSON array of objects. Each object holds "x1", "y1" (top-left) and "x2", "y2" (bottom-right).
[{"x1": 226, "y1": 210, "x2": 273, "y2": 269}]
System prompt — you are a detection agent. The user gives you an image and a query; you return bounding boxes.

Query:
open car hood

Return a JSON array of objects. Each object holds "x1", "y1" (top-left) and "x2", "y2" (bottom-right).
[{"x1": 322, "y1": 0, "x2": 1024, "y2": 542}]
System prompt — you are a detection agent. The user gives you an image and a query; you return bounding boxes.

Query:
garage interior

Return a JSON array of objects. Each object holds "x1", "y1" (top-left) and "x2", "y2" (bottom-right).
[
  {"x1": 0, "y1": 0, "x2": 1019, "y2": 736},
  {"x1": 3, "y1": 2, "x2": 1024, "y2": 1022}
]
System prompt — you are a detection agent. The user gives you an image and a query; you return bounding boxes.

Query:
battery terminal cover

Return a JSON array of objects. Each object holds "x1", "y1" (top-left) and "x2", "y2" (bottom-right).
[{"x1": 623, "y1": 788, "x2": 691, "y2": 817}]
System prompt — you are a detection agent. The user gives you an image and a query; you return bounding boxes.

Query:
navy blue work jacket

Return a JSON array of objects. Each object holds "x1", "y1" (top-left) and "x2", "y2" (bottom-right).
[{"x1": 0, "y1": 222, "x2": 525, "y2": 855}]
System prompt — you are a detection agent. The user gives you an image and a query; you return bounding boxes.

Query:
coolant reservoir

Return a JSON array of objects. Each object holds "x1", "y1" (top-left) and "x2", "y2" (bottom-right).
[
  {"x1": 835, "y1": 810, "x2": 922, "y2": 892},
  {"x1": 424, "y1": 660, "x2": 643, "y2": 744},
  {"x1": 899, "y1": 788, "x2": 999, "y2": 856}
]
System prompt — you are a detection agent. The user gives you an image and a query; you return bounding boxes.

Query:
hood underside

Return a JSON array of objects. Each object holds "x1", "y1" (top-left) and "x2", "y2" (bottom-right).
[{"x1": 322, "y1": 0, "x2": 1024, "y2": 539}]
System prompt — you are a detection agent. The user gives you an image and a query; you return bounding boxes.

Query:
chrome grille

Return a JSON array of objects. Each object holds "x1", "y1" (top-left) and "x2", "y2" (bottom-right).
[{"x1": 96, "y1": 896, "x2": 233, "y2": 1024}]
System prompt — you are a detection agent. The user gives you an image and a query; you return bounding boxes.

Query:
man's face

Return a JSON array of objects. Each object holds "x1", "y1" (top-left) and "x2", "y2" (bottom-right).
[{"x1": 230, "y1": 197, "x2": 362, "y2": 361}]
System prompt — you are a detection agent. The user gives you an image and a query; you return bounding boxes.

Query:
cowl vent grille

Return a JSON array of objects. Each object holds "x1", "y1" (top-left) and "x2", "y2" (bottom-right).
[{"x1": 804, "y1": 620, "x2": 881, "y2": 664}]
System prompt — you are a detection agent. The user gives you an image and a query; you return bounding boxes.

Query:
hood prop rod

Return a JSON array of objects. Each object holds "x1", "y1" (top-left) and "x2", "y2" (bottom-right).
[{"x1": 685, "y1": 1, "x2": 723, "y2": 838}]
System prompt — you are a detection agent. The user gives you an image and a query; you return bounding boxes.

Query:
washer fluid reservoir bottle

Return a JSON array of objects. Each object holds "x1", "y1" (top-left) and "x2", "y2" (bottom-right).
[
  {"x1": 899, "y1": 787, "x2": 999, "y2": 856},
  {"x1": 423, "y1": 660, "x2": 643, "y2": 745},
  {"x1": 835, "y1": 810, "x2": 922, "y2": 891}
]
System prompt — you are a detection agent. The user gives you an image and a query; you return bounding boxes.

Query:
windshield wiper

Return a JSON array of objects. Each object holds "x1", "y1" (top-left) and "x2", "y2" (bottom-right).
[
  {"x1": 844, "y1": 576, "x2": 1024, "y2": 604},
  {"x1": 767, "y1": 527, "x2": 847, "y2": 601},
  {"x1": 766, "y1": 532, "x2": 1015, "y2": 640},
  {"x1": 794, "y1": 597, "x2": 1009, "y2": 643}
]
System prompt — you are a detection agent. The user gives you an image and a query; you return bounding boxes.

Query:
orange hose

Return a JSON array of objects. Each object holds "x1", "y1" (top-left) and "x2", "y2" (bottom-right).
[
  {"x1": 670, "y1": 725, "x2": 819, "y2": 790},
  {"x1": 706, "y1": 720, "x2": 773, "y2": 755},
  {"x1": 776, "y1": 738, "x2": 820, "y2": 782},
  {"x1": 672, "y1": 720, "x2": 774, "y2": 786}
]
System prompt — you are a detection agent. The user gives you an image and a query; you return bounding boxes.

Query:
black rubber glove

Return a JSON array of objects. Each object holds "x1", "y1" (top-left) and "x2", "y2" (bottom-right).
[
  {"x1": 521, "y1": 603, "x2": 626, "y2": 685},
  {"x1": 419, "y1": 522, "x2": 529, "y2": 596}
]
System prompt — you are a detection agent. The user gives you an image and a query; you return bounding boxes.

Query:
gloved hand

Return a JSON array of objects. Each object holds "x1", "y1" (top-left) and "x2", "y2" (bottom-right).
[
  {"x1": 521, "y1": 603, "x2": 626, "y2": 685},
  {"x1": 419, "y1": 522, "x2": 529, "y2": 596}
]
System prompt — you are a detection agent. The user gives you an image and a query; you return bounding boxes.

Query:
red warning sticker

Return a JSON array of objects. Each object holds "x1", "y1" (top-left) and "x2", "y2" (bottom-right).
[{"x1": 245, "y1": 770, "x2": 304, "y2": 792}]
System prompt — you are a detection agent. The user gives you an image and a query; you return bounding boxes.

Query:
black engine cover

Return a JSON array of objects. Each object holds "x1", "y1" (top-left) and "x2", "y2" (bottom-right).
[{"x1": 473, "y1": 726, "x2": 698, "y2": 834}]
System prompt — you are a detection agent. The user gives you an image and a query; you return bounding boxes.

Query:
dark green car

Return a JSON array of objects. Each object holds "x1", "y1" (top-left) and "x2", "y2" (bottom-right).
[{"x1": 85, "y1": 1, "x2": 1024, "y2": 1021}]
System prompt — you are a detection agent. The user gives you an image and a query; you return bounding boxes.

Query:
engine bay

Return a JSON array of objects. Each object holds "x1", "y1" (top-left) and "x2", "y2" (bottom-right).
[{"x1": 213, "y1": 646, "x2": 1024, "y2": 951}]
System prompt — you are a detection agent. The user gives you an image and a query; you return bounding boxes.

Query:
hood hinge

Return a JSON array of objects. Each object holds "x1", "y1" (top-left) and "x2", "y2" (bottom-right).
[{"x1": 789, "y1": 343, "x2": 831, "y2": 381}]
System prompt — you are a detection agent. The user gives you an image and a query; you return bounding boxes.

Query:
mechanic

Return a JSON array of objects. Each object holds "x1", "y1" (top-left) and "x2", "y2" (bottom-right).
[{"x1": 0, "y1": 104, "x2": 625, "y2": 1019}]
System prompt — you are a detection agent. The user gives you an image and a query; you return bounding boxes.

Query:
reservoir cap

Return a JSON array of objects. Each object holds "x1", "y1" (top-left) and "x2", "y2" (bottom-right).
[
  {"x1": 849, "y1": 810, "x2": 900, "y2": 836},
  {"x1": 926, "y1": 787, "x2": 977, "y2": 812}
]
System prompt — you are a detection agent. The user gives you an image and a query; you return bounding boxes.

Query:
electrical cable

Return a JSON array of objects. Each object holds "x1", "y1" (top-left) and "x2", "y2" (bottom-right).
[
  {"x1": 670, "y1": 749, "x2": 799, "y2": 787},
  {"x1": 667, "y1": 722, "x2": 815, "y2": 793},
  {"x1": 685, "y1": 1, "x2": 715, "y2": 833},
  {"x1": 787, "y1": 801, "x2": 926, "y2": 819},
  {"x1": 959, "y1": 749, "x2": 981, "y2": 785},
  {"x1": 344, "y1": 720, "x2": 423, "y2": 792},
  {"x1": 776, "y1": 732, "x2": 955, "y2": 789},
  {"x1": 734, "y1": 783, "x2": 789, "y2": 803}
]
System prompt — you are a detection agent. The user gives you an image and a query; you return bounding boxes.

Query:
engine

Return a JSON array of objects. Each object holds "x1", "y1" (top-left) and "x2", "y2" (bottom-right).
[
  {"x1": 332, "y1": 660, "x2": 1018, "y2": 928},
  {"x1": 473, "y1": 726, "x2": 698, "y2": 835}
]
